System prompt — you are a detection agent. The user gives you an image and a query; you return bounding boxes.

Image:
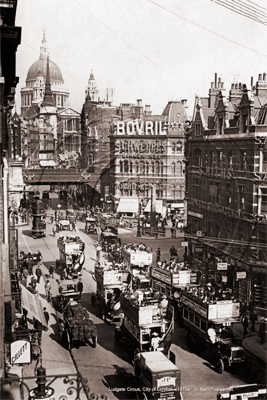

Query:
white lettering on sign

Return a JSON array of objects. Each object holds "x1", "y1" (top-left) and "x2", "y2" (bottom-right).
[
  {"x1": 181, "y1": 295, "x2": 207, "y2": 318},
  {"x1": 10, "y1": 340, "x2": 31, "y2": 365},
  {"x1": 157, "y1": 376, "x2": 176, "y2": 390},
  {"x1": 230, "y1": 392, "x2": 258, "y2": 399},
  {"x1": 116, "y1": 120, "x2": 166, "y2": 135},
  {"x1": 217, "y1": 263, "x2": 228, "y2": 270}
]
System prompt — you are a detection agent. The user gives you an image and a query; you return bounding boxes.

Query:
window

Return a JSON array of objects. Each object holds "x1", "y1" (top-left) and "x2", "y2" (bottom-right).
[
  {"x1": 200, "y1": 319, "x2": 207, "y2": 332},
  {"x1": 189, "y1": 312, "x2": 194, "y2": 323},
  {"x1": 129, "y1": 161, "x2": 133, "y2": 173},
  {"x1": 238, "y1": 186, "x2": 245, "y2": 210},
  {"x1": 193, "y1": 178, "x2": 201, "y2": 200},
  {"x1": 262, "y1": 151, "x2": 267, "y2": 172},
  {"x1": 193, "y1": 149, "x2": 202, "y2": 166},
  {"x1": 156, "y1": 161, "x2": 160, "y2": 175},
  {"x1": 195, "y1": 123, "x2": 201, "y2": 136},
  {"x1": 120, "y1": 161, "x2": 123, "y2": 173},
  {"x1": 240, "y1": 151, "x2": 247, "y2": 171},
  {"x1": 227, "y1": 152, "x2": 233, "y2": 168},
  {"x1": 171, "y1": 162, "x2": 175, "y2": 174},
  {"x1": 261, "y1": 188, "x2": 267, "y2": 213},
  {"x1": 151, "y1": 162, "x2": 154, "y2": 174},
  {"x1": 184, "y1": 308, "x2": 188, "y2": 319},
  {"x1": 195, "y1": 315, "x2": 200, "y2": 328},
  {"x1": 124, "y1": 160, "x2": 128, "y2": 173}
]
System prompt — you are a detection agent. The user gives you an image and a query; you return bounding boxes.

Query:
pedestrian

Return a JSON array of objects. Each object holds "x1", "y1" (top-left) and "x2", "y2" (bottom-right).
[
  {"x1": 61, "y1": 268, "x2": 66, "y2": 281},
  {"x1": 35, "y1": 266, "x2": 42, "y2": 283},
  {"x1": 28, "y1": 258, "x2": 34, "y2": 276},
  {"x1": 23, "y1": 267, "x2": 29, "y2": 280},
  {"x1": 33, "y1": 317, "x2": 43, "y2": 345},
  {"x1": 49, "y1": 264, "x2": 55, "y2": 279},
  {"x1": 150, "y1": 332, "x2": 162, "y2": 351},
  {"x1": 45, "y1": 279, "x2": 52, "y2": 303},
  {"x1": 242, "y1": 313, "x2": 249, "y2": 336},
  {"x1": 77, "y1": 277, "x2": 83, "y2": 301},
  {"x1": 31, "y1": 275, "x2": 37, "y2": 291},
  {"x1": 22, "y1": 307, "x2": 28, "y2": 328},
  {"x1": 250, "y1": 309, "x2": 257, "y2": 332},
  {"x1": 169, "y1": 245, "x2": 177, "y2": 259},
  {"x1": 43, "y1": 307, "x2": 50, "y2": 328},
  {"x1": 156, "y1": 247, "x2": 161, "y2": 262},
  {"x1": 160, "y1": 294, "x2": 168, "y2": 317},
  {"x1": 259, "y1": 317, "x2": 266, "y2": 345},
  {"x1": 52, "y1": 225, "x2": 56, "y2": 236},
  {"x1": 71, "y1": 220, "x2": 76, "y2": 231},
  {"x1": 96, "y1": 243, "x2": 102, "y2": 262},
  {"x1": 58, "y1": 319, "x2": 64, "y2": 344},
  {"x1": 32, "y1": 331, "x2": 41, "y2": 375}
]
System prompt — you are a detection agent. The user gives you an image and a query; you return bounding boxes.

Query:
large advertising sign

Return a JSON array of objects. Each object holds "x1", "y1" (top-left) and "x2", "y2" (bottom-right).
[{"x1": 10, "y1": 340, "x2": 31, "y2": 365}]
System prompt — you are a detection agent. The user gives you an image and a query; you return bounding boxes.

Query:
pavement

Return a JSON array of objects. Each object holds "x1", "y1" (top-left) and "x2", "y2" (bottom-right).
[{"x1": 14, "y1": 257, "x2": 88, "y2": 399}]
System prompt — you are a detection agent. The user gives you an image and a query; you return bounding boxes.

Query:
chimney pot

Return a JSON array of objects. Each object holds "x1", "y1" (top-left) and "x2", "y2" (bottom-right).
[
  {"x1": 231, "y1": 83, "x2": 234, "y2": 89},
  {"x1": 215, "y1": 73, "x2": 218, "y2": 88},
  {"x1": 251, "y1": 76, "x2": 254, "y2": 88},
  {"x1": 137, "y1": 99, "x2": 142, "y2": 106},
  {"x1": 221, "y1": 82, "x2": 224, "y2": 89},
  {"x1": 263, "y1": 73, "x2": 266, "y2": 81},
  {"x1": 211, "y1": 82, "x2": 214, "y2": 89},
  {"x1": 259, "y1": 74, "x2": 262, "y2": 81},
  {"x1": 239, "y1": 83, "x2": 242, "y2": 89},
  {"x1": 218, "y1": 77, "x2": 221, "y2": 83},
  {"x1": 235, "y1": 83, "x2": 238, "y2": 89},
  {"x1": 218, "y1": 82, "x2": 221, "y2": 88}
]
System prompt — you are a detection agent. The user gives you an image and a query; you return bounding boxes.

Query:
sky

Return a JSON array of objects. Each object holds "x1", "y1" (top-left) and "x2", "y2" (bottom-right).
[{"x1": 14, "y1": 0, "x2": 267, "y2": 117}]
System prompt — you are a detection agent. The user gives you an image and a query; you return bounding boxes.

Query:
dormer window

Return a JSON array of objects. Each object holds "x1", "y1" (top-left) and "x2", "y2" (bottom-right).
[{"x1": 195, "y1": 123, "x2": 201, "y2": 136}]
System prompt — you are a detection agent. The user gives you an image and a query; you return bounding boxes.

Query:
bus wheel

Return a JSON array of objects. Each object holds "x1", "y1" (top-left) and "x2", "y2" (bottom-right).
[{"x1": 216, "y1": 358, "x2": 224, "y2": 374}]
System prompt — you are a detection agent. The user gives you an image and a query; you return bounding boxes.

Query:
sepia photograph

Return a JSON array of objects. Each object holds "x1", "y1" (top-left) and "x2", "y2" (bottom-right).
[{"x1": 0, "y1": 0, "x2": 267, "y2": 399}]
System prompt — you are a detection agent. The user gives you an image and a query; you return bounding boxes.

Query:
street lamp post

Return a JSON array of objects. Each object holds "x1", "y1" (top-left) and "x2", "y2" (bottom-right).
[{"x1": 137, "y1": 198, "x2": 143, "y2": 238}]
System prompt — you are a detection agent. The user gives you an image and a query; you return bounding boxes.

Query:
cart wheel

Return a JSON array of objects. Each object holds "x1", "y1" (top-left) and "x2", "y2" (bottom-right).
[{"x1": 216, "y1": 358, "x2": 224, "y2": 374}]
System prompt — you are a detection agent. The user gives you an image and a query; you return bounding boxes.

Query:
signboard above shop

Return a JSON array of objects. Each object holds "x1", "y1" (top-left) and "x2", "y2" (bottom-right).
[{"x1": 217, "y1": 263, "x2": 228, "y2": 270}]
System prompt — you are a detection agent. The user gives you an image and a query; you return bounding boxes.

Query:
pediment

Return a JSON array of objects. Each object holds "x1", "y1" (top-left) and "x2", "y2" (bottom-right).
[{"x1": 58, "y1": 107, "x2": 80, "y2": 117}]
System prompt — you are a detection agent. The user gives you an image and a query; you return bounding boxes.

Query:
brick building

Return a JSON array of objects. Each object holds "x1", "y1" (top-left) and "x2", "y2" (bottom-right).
[{"x1": 185, "y1": 73, "x2": 267, "y2": 308}]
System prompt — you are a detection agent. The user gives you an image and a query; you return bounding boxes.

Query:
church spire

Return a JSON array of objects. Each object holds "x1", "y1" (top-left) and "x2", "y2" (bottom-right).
[
  {"x1": 40, "y1": 30, "x2": 48, "y2": 60},
  {"x1": 42, "y1": 54, "x2": 55, "y2": 107}
]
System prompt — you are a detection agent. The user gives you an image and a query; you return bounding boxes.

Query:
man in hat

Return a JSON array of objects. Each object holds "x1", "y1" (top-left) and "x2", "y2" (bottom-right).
[
  {"x1": 77, "y1": 277, "x2": 83, "y2": 301},
  {"x1": 242, "y1": 313, "x2": 249, "y2": 337},
  {"x1": 35, "y1": 266, "x2": 42, "y2": 283},
  {"x1": 156, "y1": 248, "x2": 161, "y2": 262},
  {"x1": 259, "y1": 317, "x2": 266, "y2": 345},
  {"x1": 160, "y1": 294, "x2": 168, "y2": 317},
  {"x1": 150, "y1": 332, "x2": 162, "y2": 351}
]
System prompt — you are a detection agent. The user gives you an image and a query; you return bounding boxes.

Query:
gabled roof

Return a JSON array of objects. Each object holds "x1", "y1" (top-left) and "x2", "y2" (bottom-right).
[{"x1": 58, "y1": 107, "x2": 80, "y2": 117}]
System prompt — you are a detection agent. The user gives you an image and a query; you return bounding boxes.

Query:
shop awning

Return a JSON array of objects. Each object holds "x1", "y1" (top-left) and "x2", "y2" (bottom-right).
[
  {"x1": 144, "y1": 199, "x2": 163, "y2": 214},
  {"x1": 117, "y1": 198, "x2": 139, "y2": 213},
  {"x1": 171, "y1": 203, "x2": 184, "y2": 209},
  {"x1": 20, "y1": 283, "x2": 47, "y2": 327}
]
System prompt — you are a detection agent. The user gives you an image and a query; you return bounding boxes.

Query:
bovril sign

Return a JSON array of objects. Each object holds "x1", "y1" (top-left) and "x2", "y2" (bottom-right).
[{"x1": 10, "y1": 340, "x2": 31, "y2": 365}]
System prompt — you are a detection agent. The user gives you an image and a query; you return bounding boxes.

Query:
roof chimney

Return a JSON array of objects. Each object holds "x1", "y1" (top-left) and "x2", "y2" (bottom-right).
[
  {"x1": 251, "y1": 76, "x2": 253, "y2": 88},
  {"x1": 137, "y1": 99, "x2": 142, "y2": 106},
  {"x1": 215, "y1": 73, "x2": 217, "y2": 88}
]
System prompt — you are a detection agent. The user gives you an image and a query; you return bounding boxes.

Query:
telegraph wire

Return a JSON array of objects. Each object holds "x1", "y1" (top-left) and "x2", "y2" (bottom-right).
[
  {"x1": 148, "y1": 0, "x2": 267, "y2": 57},
  {"x1": 212, "y1": 0, "x2": 267, "y2": 25}
]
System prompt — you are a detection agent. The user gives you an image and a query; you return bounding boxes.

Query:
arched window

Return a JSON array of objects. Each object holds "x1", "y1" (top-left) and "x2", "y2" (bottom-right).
[
  {"x1": 193, "y1": 149, "x2": 202, "y2": 166},
  {"x1": 177, "y1": 162, "x2": 183, "y2": 175},
  {"x1": 120, "y1": 161, "x2": 123, "y2": 173},
  {"x1": 124, "y1": 160, "x2": 128, "y2": 173},
  {"x1": 146, "y1": 162, "x2": 149, "y2": 174},
  {"x1": 129, "y1": 161, "x2": 133, "y2": 173},
  {"x1": 151, "y1": 162, "x2": 155, "y2": 174},
  {"x1": 140, "y1": 161, "x2": 145, "y2": 174},
  {"x1": 156, "y1": 161, "x2": 160, "y2": 175},
  {"x1": 171, "y1": 162, "x2": 175, "y2": 174},
  {"x1": 136, "y1": 162, "x2": 139, "y2": 174},
  {"x1": 160, "y1": 162, "x2": 164, "y2": 175}
]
